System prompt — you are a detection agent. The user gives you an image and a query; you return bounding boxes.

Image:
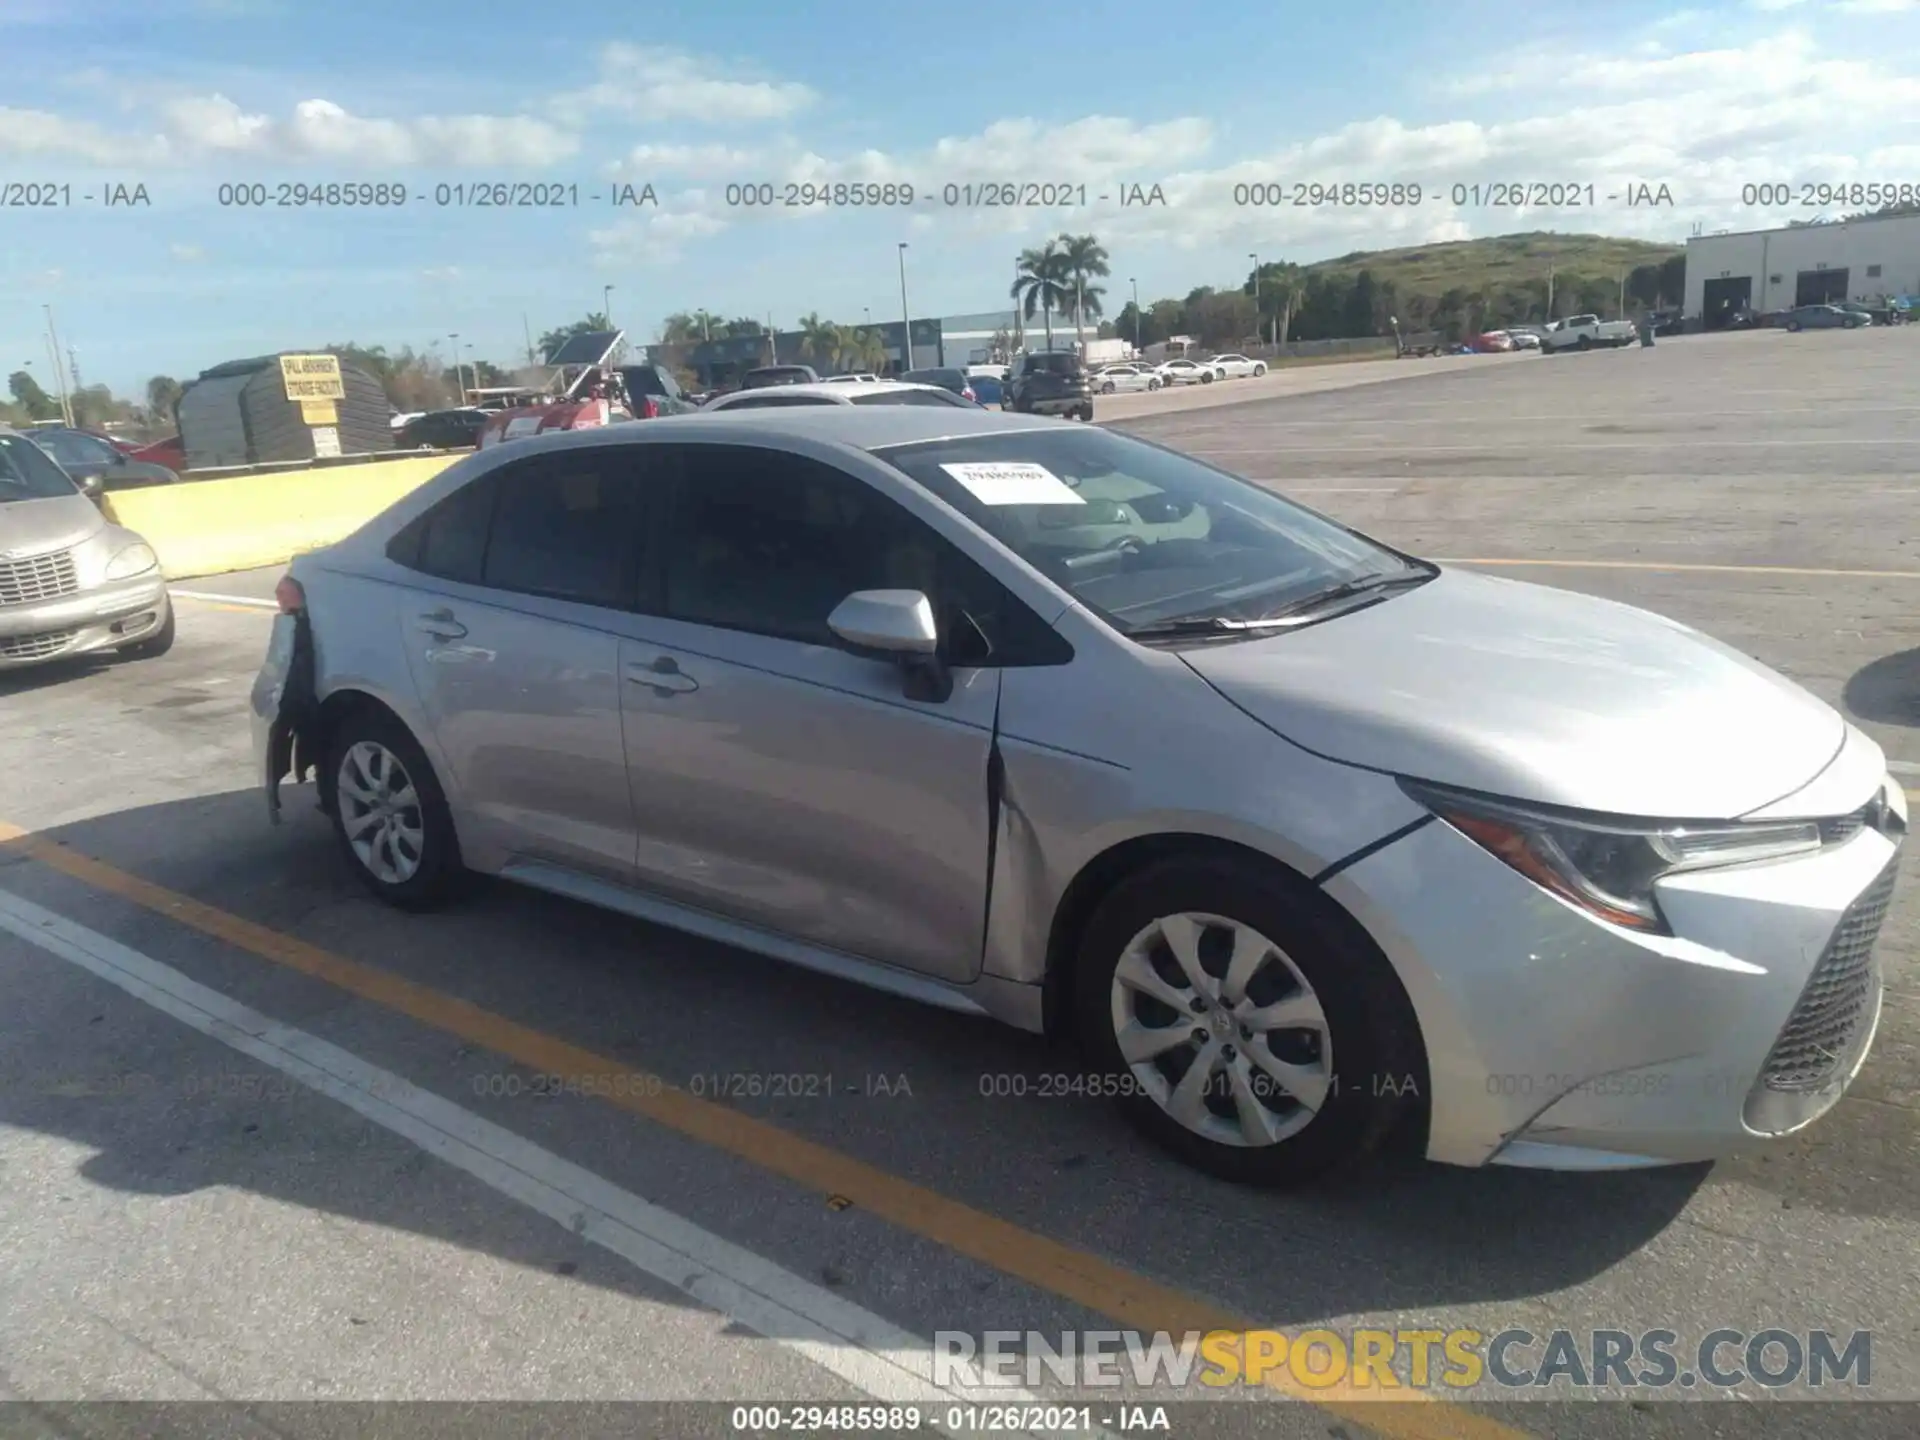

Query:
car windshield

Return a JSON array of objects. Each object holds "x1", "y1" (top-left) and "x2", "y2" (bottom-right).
[
  {"x1": 32, "y1": 429, "x2": 109, "y2": 467},
  {"x1": 873, "y1": 427, "x2": 1429, "y2": 635},
  {"x1": 0, "y1": 433, "x2": 82, "y2": 501}
]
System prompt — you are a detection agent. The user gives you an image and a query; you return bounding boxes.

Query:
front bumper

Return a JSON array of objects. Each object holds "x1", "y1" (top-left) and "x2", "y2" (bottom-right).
[
  {"x1": 1324, "y1": 775, "x2": 1903, "y2": 1169},
  {"x1": 0, "y1": 573, "x2": 169, "y2": 670}
]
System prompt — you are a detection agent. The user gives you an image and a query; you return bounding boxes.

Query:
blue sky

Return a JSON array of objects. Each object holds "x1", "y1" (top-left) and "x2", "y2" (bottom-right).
[{"x1": 2, "y1": 0, "x2": 1917, "y2": 395}]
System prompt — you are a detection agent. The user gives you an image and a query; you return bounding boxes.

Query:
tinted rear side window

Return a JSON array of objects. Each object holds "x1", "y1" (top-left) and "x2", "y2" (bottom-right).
[
  {"x1": 482, "y1": 453, "x2": 647, "y2": 607},
  {"x1": 849, "y1": 389, "x2": 966, "y2": 406},
  {"x1": 405, "y1": 474, "x2": 498, "y2": 583}
]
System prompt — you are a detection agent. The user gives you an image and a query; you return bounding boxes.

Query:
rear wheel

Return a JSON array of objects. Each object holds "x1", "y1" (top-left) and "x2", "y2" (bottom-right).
[
  {"x1": 1787, "y1": 321, "x2": 1802, "y2": 332},
  {"x1": 1101, "y1": 381, "x2": 1115, "y2": 394},
  {"x1": 1073, "y1": 855, "x2": 1422, "y2": 1185},
  {"x1": 326, "y1": 708, "x2": 463, "y2": 910},
  {"x1": 1576, "y1": 336, "x2": 1593, "y2": 351}
]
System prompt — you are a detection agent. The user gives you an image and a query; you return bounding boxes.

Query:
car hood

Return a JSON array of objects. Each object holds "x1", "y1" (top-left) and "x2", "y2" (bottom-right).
[
  {"x1": 1179, "y1": 567, "x2": 1845, "y2": 819},
  {"x1": 0, "y1": 492, "x2": 106, "y2": 558}
]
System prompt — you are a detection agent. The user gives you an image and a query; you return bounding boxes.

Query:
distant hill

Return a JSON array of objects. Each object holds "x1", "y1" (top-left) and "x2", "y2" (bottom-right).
[{"x1": 1305, "y1": 230, "x2": 1683, "y2": 296}]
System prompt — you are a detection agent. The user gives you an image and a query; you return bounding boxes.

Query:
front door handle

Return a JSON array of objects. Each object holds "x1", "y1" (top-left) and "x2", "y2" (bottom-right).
[
  {"x1": 626, "y1": 654, "x2": 699, "y2": 695},
  {"x1": 416, "y1": 609, "x2": 467, "y2": 641}
]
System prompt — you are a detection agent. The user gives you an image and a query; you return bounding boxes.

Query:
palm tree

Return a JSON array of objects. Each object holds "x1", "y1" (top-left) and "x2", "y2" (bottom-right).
[
  {"x1": 1058, "y1": 233, "x2": 1111, "y2": 352},
  {"x1": 1011, "y1": 242, "x2": 1073, "y2": 351},
  {"x1": 1259, "y1": 261, "x2": 1304, "y2": 346},
  {"x1": 797, "y1": 312, "x2": 839, "y2": 368},
  {"x1": 849, "y1": 329, "x2": 889, "y2": 373}
]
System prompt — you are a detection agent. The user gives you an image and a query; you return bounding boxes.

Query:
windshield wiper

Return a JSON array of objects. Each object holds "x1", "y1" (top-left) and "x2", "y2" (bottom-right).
[
  {"x1": 1126, "y1": 614, "x2": 1308, "y2": 641},
  {"x1": 1260, "y1": 568, "x2": 1432, "y2": 620}
]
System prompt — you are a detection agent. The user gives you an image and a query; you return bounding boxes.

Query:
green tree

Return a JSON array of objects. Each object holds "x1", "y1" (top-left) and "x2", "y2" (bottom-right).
[
  {"x1": 1249, "y1": 261, "x2": 1304, "y2": 345},
  {"x1": 145, "y1": 375, "x2": 184, "y2": 424},
  {"x1": 1012, "y1": 241, "x2": 1073, "y2": 351},
  {"x1": 796, "y1": 312, "x2": 840, "y2": 368},
  {"x1": 1342, "y1": 270, "x2": 1380, "y2": 337},
  {"x1": 1057, "y1": 233, "x2": 1110, "y2": 352},
  {"x1": 1626, "y1": 264, "x2": 1662, "y2": 310},
  {"x1": 9, "y1": 370, "x2": 61, "y2": 421},
  {"x1": 723, "y1": 317, "x2": 766, "y2": 337},
  {"x1": 1658, "y1": 254, "x2": 1686, "y2": 309}
]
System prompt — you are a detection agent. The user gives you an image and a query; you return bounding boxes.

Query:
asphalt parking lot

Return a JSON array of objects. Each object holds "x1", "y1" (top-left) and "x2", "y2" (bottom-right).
[{"x1": 3, "y1": 327, "x2": 1918, "y2": 1440}]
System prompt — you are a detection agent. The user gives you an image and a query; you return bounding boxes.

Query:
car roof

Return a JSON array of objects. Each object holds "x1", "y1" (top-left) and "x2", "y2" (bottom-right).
[
  {"x1": 532, "y1": 404, "x2": 1063, "y2": 451},
  {"x1": 709, "y1": 380, "x2": 953, "y2": 404}
]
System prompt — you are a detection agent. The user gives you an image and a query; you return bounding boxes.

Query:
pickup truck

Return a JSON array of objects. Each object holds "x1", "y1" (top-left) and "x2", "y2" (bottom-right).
[{"x1": 1542, "y1": 315, "x2": 1637, "y2": 351}]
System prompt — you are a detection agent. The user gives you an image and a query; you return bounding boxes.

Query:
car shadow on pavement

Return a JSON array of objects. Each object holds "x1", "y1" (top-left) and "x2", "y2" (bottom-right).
[
  {"x1": 1844, "y1": 648, "x2": 1920, "y2": 728},
  {"x1": 0, "y1": 788, "x2": 1735, "y2": 1342}
]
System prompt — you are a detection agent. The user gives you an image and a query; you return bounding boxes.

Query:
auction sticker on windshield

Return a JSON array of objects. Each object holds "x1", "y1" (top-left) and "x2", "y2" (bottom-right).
[{"x1": 940, "y1": 462, "x2": 1085, "y2": 506}]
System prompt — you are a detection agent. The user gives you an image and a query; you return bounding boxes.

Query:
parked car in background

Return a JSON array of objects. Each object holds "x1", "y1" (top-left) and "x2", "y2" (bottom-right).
[
  {"x1": 824, "y1": 374, "x2": 882, "y2": 384},
  {"x1": 1782, "y1": 304, "x2": 1865, "y2": 332},
  {"x1": 702, "y1": 382, "x2": 975, "y2": 412},
  {"x1": 26, "y1": 425, "x2": 179, "y2": 490},
  {"x1": 1156, "y1": 357, "x2": 1222, "y2": 386},
  {"x1": 1006, "y1": 350, "x2": 1094, "y2": 419},
  {"x1": 740, "y1": 365, "x2": 820, "y2": 389},
  {"x1": 1835, "y1": 303, "x2": 1879, "y2": 325},
  {"x1": 129, "y1": 434, "x2": 187, "y2": 472},
  {"x1": 1471, "y1": 332, "x2": 1516, "y2": 353},
  {"x1": 1542, "y1": 315, "x2": 1638, "y2": 351},
  {"x1": 1210, "y1": 353, "x2": 1268, "y2": 379},
  {"x1": 1091, "y1": 364, "x2": 1162, "y2": 394},
  {"x1": 903, "y1": 368, "x2": 978, "y2": 404},
  {"x1": 254, "y1": 407, "x2": 1905, "y2": 1185},
  {"x1": 397, "y1": 408, "x2": 491, "y2": 450},
  {"x1": 0, "y1": 426, "x2": 174, "y2": 669},
  {"x1": 967, "y1": 373, "x2": 1005, "y2": 408},
  {"x1": 617, "y1": 364, "x2": 700, "y2": 418}
]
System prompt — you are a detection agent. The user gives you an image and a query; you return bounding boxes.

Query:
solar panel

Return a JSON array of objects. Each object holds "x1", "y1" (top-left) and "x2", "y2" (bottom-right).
[{"x1": 546, "y1": 330, "x2": 624, "y2": 366}]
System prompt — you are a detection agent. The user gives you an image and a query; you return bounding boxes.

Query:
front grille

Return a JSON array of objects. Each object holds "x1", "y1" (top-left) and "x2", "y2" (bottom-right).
[
  {"x1": 0, "y1": 628, "x2": 79, "y2": 660},
  {"x1": 0, "y1": 549, "x2": 79, "y2": 606},
  {"x1": 1757, "y1": 860, "x2": 1896, "y2": 1093}
]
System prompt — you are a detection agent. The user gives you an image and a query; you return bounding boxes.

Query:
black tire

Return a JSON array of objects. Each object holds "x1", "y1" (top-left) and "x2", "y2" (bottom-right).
[
  {"x1": 1786, "y1": 321, "x2": 1802, "y2": 333},
  {"x1": 1200, "y1": 371, "x2": 1214, "y2": 383},
  {"x1": 1072, "y1": 855, "x2": 1422, "y2": 1185},
  {"x1": 1575, "y1": 336, "x2": 1592, "y2": 351},
  {"x1": 1101, "y1": 381, "x2": 1115, "y2": 394},
  {"x1": 325, "y1": 705, "x2": 464, "y2": 911},
  {"x1": 1254, "y1": 364, "x2": 1266, "y2": 376},
  {"x1": 118, "y1": 599, "x2": 175, "y2": 659}
]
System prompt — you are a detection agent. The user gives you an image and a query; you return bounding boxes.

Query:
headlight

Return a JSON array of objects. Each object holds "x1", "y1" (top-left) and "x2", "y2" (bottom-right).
[
  {"x1": 1399, "y1": 778, "x2": 1823, "y2": 933},
  {"x1": 105, "y1": 542, "x2": 158, "y2": 580}
]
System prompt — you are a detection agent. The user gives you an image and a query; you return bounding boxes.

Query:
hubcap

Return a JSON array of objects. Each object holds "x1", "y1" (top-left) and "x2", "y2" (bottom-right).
[
  {"x1": 337, "y1": 740, "x2": 425, "y2": 885},
  {"x1": 1109, "y1": 912, "x2": 1333, "y2": 1148}
]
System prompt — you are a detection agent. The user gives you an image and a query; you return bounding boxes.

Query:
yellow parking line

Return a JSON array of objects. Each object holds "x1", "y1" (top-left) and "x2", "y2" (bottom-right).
[
  {"x1": 1437, "y1": 558, "x2": 1920, "y2": 580},
  {"x1": 0, "y1": 817, "x2": 1526, "y2": 1440}
]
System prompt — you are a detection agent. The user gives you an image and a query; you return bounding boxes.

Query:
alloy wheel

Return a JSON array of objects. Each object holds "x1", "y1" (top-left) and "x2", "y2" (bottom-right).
[
  {"x1": 337, "y1": 739, "x2": 426, "y2": 885},
  {"x1": 1109, "y1": 911, "x2": 1333, "y2": 1148}
]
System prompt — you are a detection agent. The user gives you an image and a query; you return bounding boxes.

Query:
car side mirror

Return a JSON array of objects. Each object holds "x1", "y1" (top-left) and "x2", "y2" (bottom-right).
[
  {"x1": 77, "y1": 472, "x2": 106, "y2": 501},
  {"x1": 828, "y1": 589, "x2": 951, "y2": 702},
  {"x1": 828, "y1": 589, "x2": 938, "y2": 654}
]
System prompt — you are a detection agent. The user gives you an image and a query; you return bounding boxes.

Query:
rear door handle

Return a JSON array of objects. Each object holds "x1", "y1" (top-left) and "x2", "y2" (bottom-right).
[
  {"x1": 416, "y1": 609, "x2": 467, "y2": 640},
  {"x1": 626, "y1": 654, "x2": 699, "y2": 695}
]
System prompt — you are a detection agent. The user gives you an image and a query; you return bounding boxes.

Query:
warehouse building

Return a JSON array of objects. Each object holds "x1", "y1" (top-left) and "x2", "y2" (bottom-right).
[{"x1": 1685, "y1": 211, "x2": 1920, "y2": 328}]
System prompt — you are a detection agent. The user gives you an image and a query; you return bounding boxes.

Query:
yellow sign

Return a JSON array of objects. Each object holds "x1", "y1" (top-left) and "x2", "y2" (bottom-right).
[
  {"x1": 299, "y1": 399, "x2": 338, "y2": 425},
  {"x1": 279, "y1": 353, "x2": 345, "y2": 402}
]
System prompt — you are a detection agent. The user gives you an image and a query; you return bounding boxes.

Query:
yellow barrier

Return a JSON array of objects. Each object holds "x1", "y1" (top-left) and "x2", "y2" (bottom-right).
[{"x1": 103, "y1": 454, "x2": 464, "y2": 580}]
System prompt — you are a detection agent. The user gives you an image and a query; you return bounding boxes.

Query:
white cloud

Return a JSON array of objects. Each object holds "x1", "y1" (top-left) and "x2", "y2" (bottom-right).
[
  {"x1": 169, "y1": 243, "x2": 204, "y2": 261},
  {"x1": 557, "y1": 45, "x2": 815, "y2": 124},
  {"x1": 1749, "y1": 0, "x2": 1805, "y2": 10},
  {"x1": 1834, "y1": 0, "x2": 1915, "y2": 12},
  {"x1": 611, "y1": 141, "x2": 764, "y2": 176},
  {"x1": 0, "y1": 106, "x2": 170, "y2": 164},
  {"x1": 589, "y1": 192, "x2": 731, "y2": 266}
]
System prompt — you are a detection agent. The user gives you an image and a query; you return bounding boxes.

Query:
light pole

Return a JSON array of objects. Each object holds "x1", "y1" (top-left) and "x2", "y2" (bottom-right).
[
  {"x1": 603, "y1": 285, "x2": 614, "y2": 329},
  {"x1": 897, "y1": 243, "x2": 912, "y2": 373},
  {"x1": 448, "y1": 332, "x2": 464, "y2": 403},
  {"x1": 1250, "y1": 253, "x2": 1262, "y2": 346},
  {"x1": 42, "y1": 304, "x2": 73, "y2": 426},
  {"x1": 1130, "y1": 277, "x2": 1140, "y2": 353}
]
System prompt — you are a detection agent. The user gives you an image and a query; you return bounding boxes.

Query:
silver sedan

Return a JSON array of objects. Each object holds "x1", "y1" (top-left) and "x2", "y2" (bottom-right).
[
  {"x1": 1090, "y1": 365, "x2": 1162, "y2": 394},
  {"x1": 252, "y1": 408, "x2": 1901, "y2": 1184}
]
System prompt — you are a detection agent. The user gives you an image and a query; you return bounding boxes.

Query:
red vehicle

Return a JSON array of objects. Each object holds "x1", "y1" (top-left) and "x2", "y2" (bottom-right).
[
  {"x1": 1471, "y1": 331, "x2": 1516, "y2": 353},
  {"x1": 475, "y1": 329, "x2": 684, "y2": 449},
  {"x1": 129, "y1": 434, "x2": 187, "y2": 470}
]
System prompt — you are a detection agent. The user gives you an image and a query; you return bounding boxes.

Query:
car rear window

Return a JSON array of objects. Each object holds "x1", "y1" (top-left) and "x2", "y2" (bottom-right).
[
  {"x1": 742, "y1": 367, "x2": 816, "y2": 388},
  {"x1": 849, "y1": 389, "x2": 967, "y2": 406},
  {"x1": 905, "y1": 369, "x2": 966, "y2": 388},
  {"x1": 1025, "y1": 353, "x2": 1083, "y2": 376}
]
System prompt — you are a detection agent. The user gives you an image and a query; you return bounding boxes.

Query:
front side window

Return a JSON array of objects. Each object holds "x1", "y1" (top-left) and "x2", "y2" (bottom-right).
[
  {"x1": 873, "y1": 427, "x2": 1427, "y2": 637},
  {"x1": 661, "y1": 444, "x2": 1063, "y2": 663},
  {"x1": 35, "y1": 430, "x2": 114, "y2": 468},
  {"x1": 0, "y1": 433, "x2": 81, "y2": 500}
]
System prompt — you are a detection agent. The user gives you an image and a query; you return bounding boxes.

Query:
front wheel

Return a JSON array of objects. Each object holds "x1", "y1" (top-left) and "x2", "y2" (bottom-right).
[
  {"x1": 1101, "y1": 381, "x2": 1115, "y2": 394},
  {"x1": 1253, "y1": 364, "x2": 1267, "y2": 376},
  {"x1": 1148, "y1": 377, "x2": 1162, "y2": 389},
  {"x1": 1200, "y1": 371, "x2": 1214, "y2": 384},
  {"x1": 1786, "y1": 321, "x2": 1802, "y2": 332},
  {"x1": 1073, "y1": 856, "x2": 1421, "y2": 1185},
  {"x1": 326, "y1": 708, "x2": 464, "y2": 910},
  {"x1": 1575, "y1": 336, "x2": 1593, "y2": 351}
]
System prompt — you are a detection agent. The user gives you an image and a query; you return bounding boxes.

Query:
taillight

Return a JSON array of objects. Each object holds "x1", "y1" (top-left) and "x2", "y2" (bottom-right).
[
  {"x1": 275, "y1": 575, "x2": 305, "y2": 614},
  {"x1": 962, "y1": 386, "x2": 976, "y2": 403},
  {"x1": 642, "y1": 396, "x2": 660, "y2": 419}
]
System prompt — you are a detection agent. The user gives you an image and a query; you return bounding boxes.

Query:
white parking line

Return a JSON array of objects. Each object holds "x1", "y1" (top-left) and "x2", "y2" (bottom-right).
[
  {"x1": 170, "y1": 589, "x2": 279, "y2": 609},
  {"x1": 0, "y1": 886, "x2": 1103, "y2": 1437}
]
